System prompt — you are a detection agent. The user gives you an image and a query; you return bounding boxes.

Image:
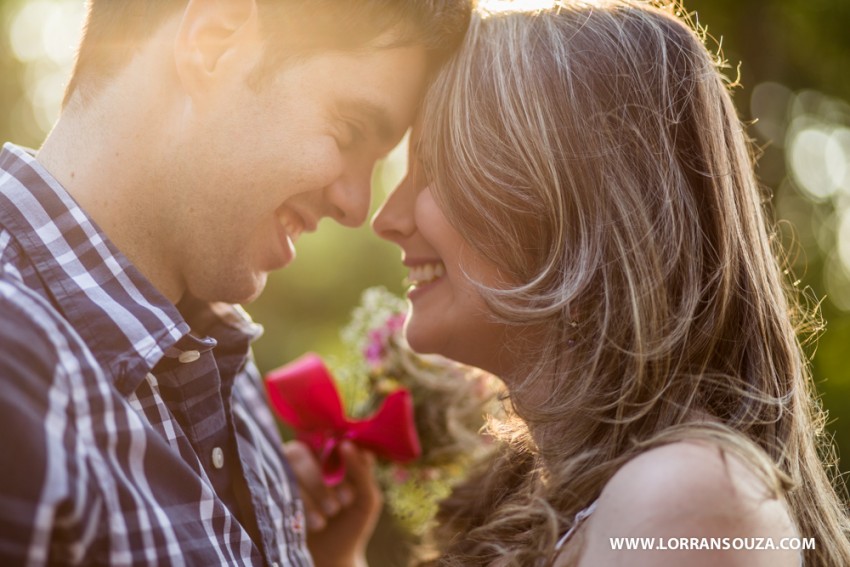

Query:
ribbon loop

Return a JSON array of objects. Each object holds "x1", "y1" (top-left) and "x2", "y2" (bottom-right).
[{"x1": 265, "y1": 353, "x2": 421, "y2": 486}]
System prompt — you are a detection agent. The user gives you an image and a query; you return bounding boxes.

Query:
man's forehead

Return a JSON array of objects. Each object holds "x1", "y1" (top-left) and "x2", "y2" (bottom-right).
[{"x1": 327, "y1": 45, "x2": 428, "y2": 143}]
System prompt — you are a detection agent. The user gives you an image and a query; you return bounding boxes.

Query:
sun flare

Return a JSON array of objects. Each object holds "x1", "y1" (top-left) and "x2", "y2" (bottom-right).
[{"x1": 478, "y1": 0, "x2": 604, "y2": 15}]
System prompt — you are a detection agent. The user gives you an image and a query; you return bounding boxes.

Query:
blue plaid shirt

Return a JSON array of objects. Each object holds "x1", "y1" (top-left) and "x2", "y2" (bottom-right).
[{"x1": 0, "y1": 143, "x2": 312, "y2": 566}]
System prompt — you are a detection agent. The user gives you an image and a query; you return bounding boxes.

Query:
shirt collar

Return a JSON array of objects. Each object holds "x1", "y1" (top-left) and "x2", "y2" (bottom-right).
[{"x1": 0, "y1": 143, "x2": 260, "y2": 394}]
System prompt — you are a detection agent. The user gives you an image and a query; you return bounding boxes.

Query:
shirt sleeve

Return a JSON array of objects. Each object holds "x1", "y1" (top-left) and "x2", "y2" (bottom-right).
[{"x1": 0, "y1": 285, "x2": 90, "y2": 565}]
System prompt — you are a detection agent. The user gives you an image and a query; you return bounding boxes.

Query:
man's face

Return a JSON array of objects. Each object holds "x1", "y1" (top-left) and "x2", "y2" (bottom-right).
[{"x1": 170, "y1": 36, "x2": 428, "y2": 304}]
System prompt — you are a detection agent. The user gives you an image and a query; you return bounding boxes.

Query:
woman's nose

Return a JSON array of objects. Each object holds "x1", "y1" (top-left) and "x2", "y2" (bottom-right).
[{"x1": 372, "y1": 173, "x2": 418, "y2": 242}]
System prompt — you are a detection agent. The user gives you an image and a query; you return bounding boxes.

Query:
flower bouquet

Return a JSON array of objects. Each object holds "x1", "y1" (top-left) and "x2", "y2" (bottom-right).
[{"x1": 328, "y1": 286, "x2": 500, "y2": 534}]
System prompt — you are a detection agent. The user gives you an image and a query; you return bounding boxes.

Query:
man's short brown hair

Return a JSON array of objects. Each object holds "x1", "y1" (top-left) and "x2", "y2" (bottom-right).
[{"x1": 64, "y1": 0, "x2": 472, "y2": 104}]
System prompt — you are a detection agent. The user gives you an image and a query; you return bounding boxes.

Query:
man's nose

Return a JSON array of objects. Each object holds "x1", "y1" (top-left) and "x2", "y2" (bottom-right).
[{"x1": 325, "y1": 171, "x2": 372, "y2": 228}]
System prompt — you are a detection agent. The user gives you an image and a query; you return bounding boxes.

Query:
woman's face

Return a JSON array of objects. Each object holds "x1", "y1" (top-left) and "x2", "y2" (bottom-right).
[{"x1": 372, "y1": 129, "x2": 513, "y2": 375}]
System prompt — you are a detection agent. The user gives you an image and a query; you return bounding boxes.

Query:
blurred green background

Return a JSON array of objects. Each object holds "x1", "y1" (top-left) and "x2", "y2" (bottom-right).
[{"x1": 2, "y1": 0, "x2": 847, "y2": 558}]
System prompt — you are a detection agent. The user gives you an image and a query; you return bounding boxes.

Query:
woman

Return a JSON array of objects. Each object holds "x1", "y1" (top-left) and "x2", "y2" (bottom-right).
[{"x1": 294, "y1": 1, "x2": 850, "y2": 565}]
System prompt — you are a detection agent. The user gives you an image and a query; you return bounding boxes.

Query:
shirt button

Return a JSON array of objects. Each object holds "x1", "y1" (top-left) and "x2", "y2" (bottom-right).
[
  {"x1": 178, "y1": 350, "x2": 201, "y2": 363},
  {"x1": 211, "y1": 447, "x2": 225, "y2": 469}
]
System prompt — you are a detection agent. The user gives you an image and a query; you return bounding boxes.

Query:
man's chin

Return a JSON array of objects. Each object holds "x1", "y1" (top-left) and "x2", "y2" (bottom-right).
[
  {"x1": 240, "y1": 281, "x2": 268, "y2": 305},
  {"x1": 234, "y1": 272, "x2": 269, "y2": 305},
  {"x1": 188, "y1": 272, "x2": 269, "y2": 306}
]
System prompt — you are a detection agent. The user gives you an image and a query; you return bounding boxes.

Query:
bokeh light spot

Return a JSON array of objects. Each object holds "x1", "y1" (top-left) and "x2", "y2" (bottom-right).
[
  {"x1": 826, "y1": 128, "x2": 850, "y2": 195},
  {"x1": 838, "y1": 211, "x2": 850, "y2": 277},
  {"x1": 788, "y1": 121, "x2": 836, "y2": 202},
  {"x1": 7, "y1": 0, "x2": 86, "y2": 139},
  {"x1": 10, "y1": 1, "x2": 53, "y2": 62}
]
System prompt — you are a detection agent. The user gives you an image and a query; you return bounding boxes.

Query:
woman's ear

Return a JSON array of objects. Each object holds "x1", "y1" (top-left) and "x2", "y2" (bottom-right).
[{"x1": 174, "y1": 0, "x2": 260, "y2": 97}]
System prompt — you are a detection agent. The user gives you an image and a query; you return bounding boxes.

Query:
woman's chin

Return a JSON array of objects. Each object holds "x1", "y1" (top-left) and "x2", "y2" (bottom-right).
[
  {"x1": 403, "y1": 304, "x2": 505, "y2": 374},
  {"x1": 404, "y1": 322, "x2": 442, "y2": 354},
  {"x1": 403, "y1": 319, "x2": 448, "y2": 359},
  {"x1": 403, "y1": 320, "x2": 485, "y2": 373}
]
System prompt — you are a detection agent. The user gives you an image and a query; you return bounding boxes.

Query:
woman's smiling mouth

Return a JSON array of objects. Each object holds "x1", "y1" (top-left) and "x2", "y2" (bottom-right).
[{"x1": 405, "y1": 260, "x2": 446, "y2": 287}]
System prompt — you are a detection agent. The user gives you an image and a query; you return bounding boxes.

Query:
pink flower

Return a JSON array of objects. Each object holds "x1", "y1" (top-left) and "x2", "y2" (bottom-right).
[
  {"x1": 365, "y1": 341, "x2": 384, "y2": 366},
  {"x1": 392, "y1": 465, "x2": 410, "y2": 483},
  {"x1": 386, "y1": 313, "x2": 406, "y2": 332},
  {"x1": 363, "y1": 313, "x2": 406, "y2": 367},
  {"x1": 419, "y1": 467, "x2": 440, "y2": 481}
]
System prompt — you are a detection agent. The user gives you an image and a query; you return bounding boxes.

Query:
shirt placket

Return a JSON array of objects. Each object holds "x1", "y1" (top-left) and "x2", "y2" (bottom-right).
[{"x1": 154, "y1": 337, "x2": 245, "y2": 522}]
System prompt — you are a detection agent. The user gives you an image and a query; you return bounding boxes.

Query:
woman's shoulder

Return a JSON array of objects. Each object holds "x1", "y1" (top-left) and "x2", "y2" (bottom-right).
[
  {"x1": 564, "y1": 440, "x2": 800, "y2": 567},
  {"x1": 599, "y1": 440, "x2": 784, "y2": 518}
]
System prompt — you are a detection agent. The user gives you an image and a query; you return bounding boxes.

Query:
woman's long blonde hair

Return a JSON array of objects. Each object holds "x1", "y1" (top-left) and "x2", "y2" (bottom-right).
[{"x1": 417, "y1": 1, "x2": 850, "y2": 565}]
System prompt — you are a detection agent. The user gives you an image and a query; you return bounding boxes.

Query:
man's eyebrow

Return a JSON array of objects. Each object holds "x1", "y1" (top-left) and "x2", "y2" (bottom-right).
[{"x1": 339, "y1": 98, "x2": 398, "y2": 145}]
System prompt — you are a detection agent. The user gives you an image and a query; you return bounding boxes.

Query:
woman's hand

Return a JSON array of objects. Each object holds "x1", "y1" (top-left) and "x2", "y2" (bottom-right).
[{"x1": 284, "y1": 440, "x2": 382, "y2": 567}]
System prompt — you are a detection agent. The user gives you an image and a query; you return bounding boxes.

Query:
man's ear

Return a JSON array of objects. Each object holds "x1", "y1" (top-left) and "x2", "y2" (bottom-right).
[{"x1": 174, "y1": 0, "x2": 260, "y2": 95}]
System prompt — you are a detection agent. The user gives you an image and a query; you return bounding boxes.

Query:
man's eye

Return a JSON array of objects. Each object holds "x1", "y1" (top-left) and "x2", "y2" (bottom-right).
[{"x1": 337, "y1": 121, "x2": 364, "y2": 151}]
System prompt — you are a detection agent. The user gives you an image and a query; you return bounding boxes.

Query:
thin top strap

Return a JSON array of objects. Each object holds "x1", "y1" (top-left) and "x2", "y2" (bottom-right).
[{"x1": 554, "y1": 499, "x2": 599, "y2": 551}]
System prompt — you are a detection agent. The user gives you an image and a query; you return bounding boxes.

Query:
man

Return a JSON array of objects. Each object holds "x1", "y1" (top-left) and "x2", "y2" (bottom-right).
[{"x1": 0, "y1": 1, "x2": 470, "y2": 565}]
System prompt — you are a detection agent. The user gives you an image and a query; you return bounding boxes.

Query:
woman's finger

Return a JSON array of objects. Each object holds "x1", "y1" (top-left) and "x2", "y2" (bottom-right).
[
  {"x1": 283, "y1": 441, "x2": 342, "y2": 518},
  {"x1": 339, "y1": 441, "x2": 383, "y2": 510},
  {"x1": 298, "y1": 488, "x2": 328, "y2": 532}
]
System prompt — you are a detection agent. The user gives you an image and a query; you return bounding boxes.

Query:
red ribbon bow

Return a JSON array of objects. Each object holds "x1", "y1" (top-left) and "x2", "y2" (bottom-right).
[{"x1": 265, "y1": 353, "x2": 421, "y2": 486}]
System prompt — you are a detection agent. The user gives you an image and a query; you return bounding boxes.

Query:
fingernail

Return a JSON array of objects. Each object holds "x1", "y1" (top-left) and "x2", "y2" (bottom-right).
[
  {"x1": 337, "y1": 486, "x2": 354, "y2": 507},
  {"x1": 322, "y1": 498, "x2": 340, "y2": 516},
  {"x1": 308, "y1": 512, "x2": 326, "y2": 531}
]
